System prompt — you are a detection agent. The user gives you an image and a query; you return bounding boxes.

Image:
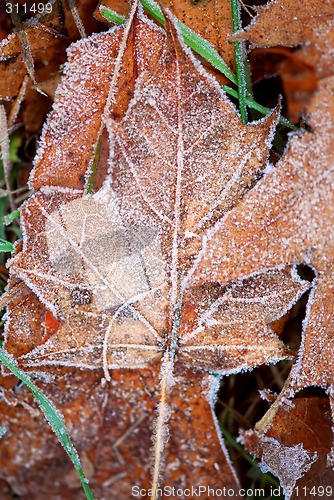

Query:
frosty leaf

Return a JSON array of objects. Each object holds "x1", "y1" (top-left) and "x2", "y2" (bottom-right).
[
  {"x1": 236, "y1": 0, "x2": 333, "y2": 49},
  {"x1": 0, "y1": 1, "x2": 102, "y2": 133},
  {"x1": 30, "y1": 19, "x2": 164, "y2": 190},
  {"x1": 236, "y1": 0, "x2": 334, "y2": 79},
  {"x1": 193, "y1": 75, "x2": 334, "y2": 391},
  {"x1": 193, "y1": 75, "x2": 334, "y2": 486},
  {"x1": 0, "y1": 305, "x2": 241, "y2": 498},
  {"x1": 242, "y1": 396, "x2": 334, "y2": 497},
  {"x1": 8, "y1": 190, "x2": 169, "y2": 370},
  {"x1": 179, "y1": 267, "x2": 308, "y2": 373},
  {"x1": 249, "y1": 47, "x2": 318, "y2": 122},
  {"x1": 259, "y1": 438, "x2": 317, "y2": 494},
  {"x1": 233, "y1": 0, "x2": 334, "y2": 121},
  {"x1": 3, "y1": 9, "x2": 310, "y2": 498},
  {"x1": 0, "y1": 22, "x2": 65, "y2": 100}
]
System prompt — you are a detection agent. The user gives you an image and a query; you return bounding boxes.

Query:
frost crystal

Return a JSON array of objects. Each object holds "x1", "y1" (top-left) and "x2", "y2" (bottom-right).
[{"x1": 259, "y1": 437, "x2": 317, "y2": 499}]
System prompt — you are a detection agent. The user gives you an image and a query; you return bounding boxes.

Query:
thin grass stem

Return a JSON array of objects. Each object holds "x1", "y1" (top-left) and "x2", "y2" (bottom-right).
[
  {"x1": 0, "y1": 348, "x2": 95, "y2": 500},
  {"x1": 222, "y1": 86, "x2": 298, "y2": 130},
  {"x1": 230, "y1": 0, "x2": 250, "y2": 123}
]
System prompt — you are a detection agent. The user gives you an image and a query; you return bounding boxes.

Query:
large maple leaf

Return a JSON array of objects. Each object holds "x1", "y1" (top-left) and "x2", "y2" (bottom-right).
[{"x1": 1, "y1": 7, "x2": 309, "y2": 499}]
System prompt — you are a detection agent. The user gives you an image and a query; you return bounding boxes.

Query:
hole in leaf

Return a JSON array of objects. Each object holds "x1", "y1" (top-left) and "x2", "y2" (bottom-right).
[
  {"x1": 296, "y1": 263, "x2": 316, "y2": 282},
  {"x1": 295, "y1": 386, "x2": 329, "y2": 399},
  {"x1": 252, "y1": 76, "x2": 286, "y2": 115},
  {"x1": 22, "y1": 134, "x2": 38, "y2": 162}
]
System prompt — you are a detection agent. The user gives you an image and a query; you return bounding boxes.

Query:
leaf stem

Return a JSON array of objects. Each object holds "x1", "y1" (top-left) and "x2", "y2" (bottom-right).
[{"x1": 0, "y1": 348, "x2": 95, "y2": 500}]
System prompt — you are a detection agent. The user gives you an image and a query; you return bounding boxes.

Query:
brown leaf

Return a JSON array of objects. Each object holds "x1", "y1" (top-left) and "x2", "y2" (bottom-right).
[
  {"x1": 236, "y1": 0, "x2": 334, "y2": 76},
  {"x1": 193, "y1": 75, "x2": 334, "y2": 389},
  {"x1": 1, "y1": 286, "x2": 240, "y2": 498},
  {"x1": 193, "y1": 74, "x2": 334, "y2": 484},
  {"x1": 2, "y1": 8, "x2": 310, "y2": 499},
  {"x1": 0, "y1": 21, "x2": 67, "y2": 101},
  {"x1": 250, "y1": 47, "x2": 318, "y2": 123},
  {"x1": 241, "y1": 396, "x2": 334, "y2": 496},
  {"x1": 30, "y1": 18, "x2": 163, "y2": 190},
  {"x1": 0, "y1": 1, "x2": 102, "y2": 134},
  {"x1": 236, "y1": 0, "x2": 334, "y2": 119}
]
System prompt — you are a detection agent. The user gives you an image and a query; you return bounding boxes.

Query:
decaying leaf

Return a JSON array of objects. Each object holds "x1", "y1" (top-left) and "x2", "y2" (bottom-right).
[
  {"x1": 249, "y1": 46, "x2": 318, "y2": 123},
  {"x1": 235, "y1": 0, "x2": 334, "y2": 120},
  {"x1": 242, "y1": 395, "x2": 334, "y2": 498},
  {"x1": 0, "y1": 17, "x2": 67, "y2": 101},
  {"x1": 0, "y1": 7, "x2": 311, "y2": 498},
  {"x1": 193, "y1": 74, "x2": 334, "y2": 390},
  {"x1": 236, "y1": 0, "x2": 334, "y2": 76},
  {"x1": 0, "y1": 0, "x2": 102, "y2": 134},
  {"x1": 29, "y1": 18, "x2": 164, "y2": 189}
]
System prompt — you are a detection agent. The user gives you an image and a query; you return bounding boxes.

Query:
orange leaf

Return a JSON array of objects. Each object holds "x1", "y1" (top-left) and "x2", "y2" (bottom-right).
[{"x1": 1, "y1": 7, "x2": 313, "y2": 498}]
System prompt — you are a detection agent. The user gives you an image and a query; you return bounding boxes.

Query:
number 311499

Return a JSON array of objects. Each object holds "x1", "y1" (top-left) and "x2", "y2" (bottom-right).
[{"x1": 5, "y1": 2, "x2": 53, "y2": 15}]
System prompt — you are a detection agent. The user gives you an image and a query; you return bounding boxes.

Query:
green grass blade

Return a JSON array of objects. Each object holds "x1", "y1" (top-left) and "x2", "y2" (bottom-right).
[
  {"x1": 222, "y1": 86, "x2": 298, "y2": 130},
  {"x1": 3, "y1": 209, "x2": 20, "y2": 226},
  {"x1": 230, "y1": 0, "x2": 250, "y2": 123},
  {"x1": 140, "y1": 0, "x2": 165, "y2": 25},
  {"x1": 0, "y1": 348, "x2": 95, "y2": 500},
  {"x1": 0, "y1": 237, "x2": 14, "y2": 252},
  {"x1": 142, "y1": 0, "x2": 239, "y2": 88},
  {"x1": 98, "y1": 5, "x2": 126, "y2": 25},
  {"x1": 172, "y1": 19, "x2": 237, "y2": 84}
]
